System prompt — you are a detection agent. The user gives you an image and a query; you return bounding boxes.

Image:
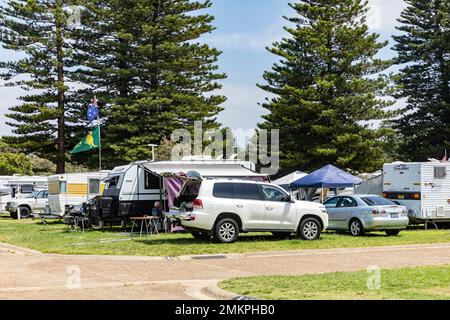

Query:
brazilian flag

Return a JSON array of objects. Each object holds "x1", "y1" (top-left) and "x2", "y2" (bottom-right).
[{"x1": 71, "y1": 127, "x2": 100, "y2": 154}]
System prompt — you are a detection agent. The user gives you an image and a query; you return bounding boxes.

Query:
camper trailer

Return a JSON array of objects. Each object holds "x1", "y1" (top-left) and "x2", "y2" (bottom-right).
[
  {"x1": 87, "y1": 160, "x2": 268, "y2": 228},
  {"x1": 44, "y1": 171, "x2": 109, "y2": 218},
  {"x1": 0, "y1": 176, "x2": 48, "y2": 212},
  {"x1": 383, "y1": 162, "x2": 450, "y2": 222}
]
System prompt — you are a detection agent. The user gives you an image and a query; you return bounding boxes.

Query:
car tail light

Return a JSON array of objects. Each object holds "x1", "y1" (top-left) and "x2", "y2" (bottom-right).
[
  {"x1": 371, "y1": 209, "x2": 388, "y2": 217},
  {"x1": 193, "y1": 199, "x2": 203, "y2": 209}
]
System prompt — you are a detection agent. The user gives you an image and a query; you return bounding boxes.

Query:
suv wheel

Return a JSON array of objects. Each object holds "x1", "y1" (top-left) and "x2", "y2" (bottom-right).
[
  {"x1": 19, "y1": 207, "x2": 31, "y2": 219},
  {"x1": 298, "y1": 217, "x2": 321, "y2": 240},
  {"x1": 191, "y1": 231, "x2": 211, "y2": 241},
  {"x1": 214, "y1": 218, "x2": 239, "y2": 243},
  {"x1": 349, "y1": 219, "x2": 364, "y2": 236},
  {"x1": 90, "y1": 218, "x2": 104, "y2": 230}
]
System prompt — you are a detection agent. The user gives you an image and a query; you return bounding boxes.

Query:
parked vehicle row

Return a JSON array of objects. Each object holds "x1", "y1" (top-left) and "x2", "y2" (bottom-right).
[{"x1": 2, "y1": 159, "x2": 414, "y2": 244}]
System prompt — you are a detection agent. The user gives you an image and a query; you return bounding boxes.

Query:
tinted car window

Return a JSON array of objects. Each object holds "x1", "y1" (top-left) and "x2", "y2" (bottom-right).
[
  {"x1": 324, "y1": 197, "x2": 340, "y2": 208},
  {"x1": 338, "y1": 197, "x2": 357, "y2": 208},
  {"x1": 213, "y1": 183, "x2": 235, "y2": 199},
  {"x1": 361, "y1": 196, "x2": 396, "y2": 206},
  {"x1": 238, "y1": 183, "x2": 261, "y2": 201},
  {"x1": 261, "y1": 185, "x2": 289, "y2": 202}
]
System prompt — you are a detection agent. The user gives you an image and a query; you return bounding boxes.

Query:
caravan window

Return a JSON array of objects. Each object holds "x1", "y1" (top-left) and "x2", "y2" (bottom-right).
[
  {"x1": 108, "y1": 176, "x2": 121, "y2": 189},
  {"x1": 49, "y1": 181, "x2": 67, "y2": 195},
  {"x1": 89, "y1": 179, "x2": 100, "y2": 194},
  {"x1": 60, "y1": 181, "x2": 67, "y2": 194},
  {"x1": 21, "y1": 185, "x2": 35, "y2": 194},
  {"x1": 145, "y1": 171, "x2": 160, "y2": 190}
]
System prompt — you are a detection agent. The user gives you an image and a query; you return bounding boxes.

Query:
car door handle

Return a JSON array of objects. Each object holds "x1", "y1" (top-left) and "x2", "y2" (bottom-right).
[
  {"x1": 236, "y1": 205, "x2": 244, "y2": 208},
  {"x1": 266, "y1": 207, "x2": 274, "y2": 211}
]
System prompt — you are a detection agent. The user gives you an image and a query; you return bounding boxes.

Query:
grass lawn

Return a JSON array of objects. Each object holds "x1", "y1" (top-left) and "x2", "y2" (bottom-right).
[
  {"x1": 0, "y1": 214, "x2": 449, "y2": 257},
  {"x1": 220, "y1": 265, "x2": 450, "y2": 300}
]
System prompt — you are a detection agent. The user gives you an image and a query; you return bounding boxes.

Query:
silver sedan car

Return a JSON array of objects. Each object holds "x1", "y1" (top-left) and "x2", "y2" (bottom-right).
[{"x1": 324, "y1": 195, "x2": 409, "y2": 236}]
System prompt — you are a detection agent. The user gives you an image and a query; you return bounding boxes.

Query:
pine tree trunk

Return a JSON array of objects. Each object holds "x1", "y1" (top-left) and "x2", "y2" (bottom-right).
[{"x1": 55, "y1": 0, "x2": 65, "y2": 174}]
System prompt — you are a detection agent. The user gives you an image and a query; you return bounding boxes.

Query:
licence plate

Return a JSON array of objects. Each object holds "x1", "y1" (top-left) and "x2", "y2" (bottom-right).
[{"x1": 391, "y1": 213, "x2": 399, "y2": 218}]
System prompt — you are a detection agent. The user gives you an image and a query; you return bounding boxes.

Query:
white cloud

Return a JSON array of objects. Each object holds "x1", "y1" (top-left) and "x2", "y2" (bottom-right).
[
  {"x1": 0, "y1": 85, "x2": 24, "y2": 135},
  {"x1": 217, "y1": 84, "x2": 273, "y2": 131},
  {"x1": 202, "y1": 23, "x2": 288, "y2": 51},
  {"x1": 367, "y1": 0, "x2": 407, "y2": 32}
]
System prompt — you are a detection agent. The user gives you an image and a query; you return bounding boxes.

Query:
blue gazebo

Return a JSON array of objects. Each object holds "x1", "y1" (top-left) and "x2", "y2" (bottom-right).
[{"x1": 291, "y1": 165, "x2": 362, "y2": 201}]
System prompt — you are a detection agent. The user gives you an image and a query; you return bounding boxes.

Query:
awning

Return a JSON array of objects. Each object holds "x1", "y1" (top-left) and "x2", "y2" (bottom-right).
[
  {"x1": 291, "y1": 165, "x2": 362, "y2": 189},
  {"x1": 143, "y1": 162, "x2": 268, "y2": 179}
]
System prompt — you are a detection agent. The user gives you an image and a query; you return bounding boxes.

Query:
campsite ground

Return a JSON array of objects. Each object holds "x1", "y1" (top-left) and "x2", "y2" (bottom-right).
[
  {"x1": 0, "y1": 214, "x2": 450, "y2": 257},
  {"x1": 220, "y1": 265, "x2": 450, "y2": 300}
]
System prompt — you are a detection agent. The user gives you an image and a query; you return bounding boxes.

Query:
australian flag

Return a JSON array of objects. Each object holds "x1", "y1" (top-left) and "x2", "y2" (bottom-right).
[{"x1": 87, "y1": 96, "x2": 99, "y2": 123}]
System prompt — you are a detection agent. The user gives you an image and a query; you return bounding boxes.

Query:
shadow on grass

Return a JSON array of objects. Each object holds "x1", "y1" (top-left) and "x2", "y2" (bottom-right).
[
  {"x1": 135, "y1": 234, "x2": 290, "y2": 246},
  {"x1": 135, "y1": 231, "x2": 394, "y2": 246}
]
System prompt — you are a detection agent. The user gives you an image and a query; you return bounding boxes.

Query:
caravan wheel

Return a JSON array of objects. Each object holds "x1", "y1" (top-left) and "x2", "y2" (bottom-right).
[{"x1": 90, "y1": 218, "x2": 104, "y2": 230}]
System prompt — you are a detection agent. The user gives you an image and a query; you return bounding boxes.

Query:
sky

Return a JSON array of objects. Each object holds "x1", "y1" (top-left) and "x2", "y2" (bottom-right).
[{"x1": 0, "y1": 0, "x2": 408, "y2": 135}]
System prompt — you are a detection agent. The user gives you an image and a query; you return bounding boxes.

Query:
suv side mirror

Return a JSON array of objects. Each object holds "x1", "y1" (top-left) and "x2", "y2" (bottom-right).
[{"x1": 288, "y1": 195, "x2": 295, "y2": 203}]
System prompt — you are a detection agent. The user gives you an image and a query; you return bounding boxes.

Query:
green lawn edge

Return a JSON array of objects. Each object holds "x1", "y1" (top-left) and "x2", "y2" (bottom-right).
[{"x1": 220, "y1": 265, "x2": 450, "y2": 300}]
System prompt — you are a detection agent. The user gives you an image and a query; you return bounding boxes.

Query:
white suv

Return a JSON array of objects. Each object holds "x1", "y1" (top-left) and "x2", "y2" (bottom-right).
[
  {"x1": 6, "y1": 190, "x2": 49, "y2": 219},
  {"x1": 170, "y1": 179, "x2": 329, "y2": 243}
]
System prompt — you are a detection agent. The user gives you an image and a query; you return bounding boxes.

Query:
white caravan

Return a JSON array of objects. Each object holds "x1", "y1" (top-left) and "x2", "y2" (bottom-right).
[
  {"x1": 0, "y1": 176, "x2": 48, "y2": 212},
  {"x1": 89, "y1": 160, "x2": 269, "y2": 225},
  {"x1": 45, "y1": 171, "x2": 110, "y2": 218},
  {"x1": 383, "y1": 162, "x2": 450, "y2": 222}
]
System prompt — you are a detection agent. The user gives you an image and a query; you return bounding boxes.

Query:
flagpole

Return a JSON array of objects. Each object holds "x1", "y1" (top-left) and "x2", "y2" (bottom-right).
[{"x1": 96, "y1": 96, "x2": 102, "y2": 173}]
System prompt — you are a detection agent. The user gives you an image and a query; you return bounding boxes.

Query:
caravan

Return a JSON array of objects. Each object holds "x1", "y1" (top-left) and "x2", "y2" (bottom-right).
[
  {"x1": 87, "y1": 160, "x2": 268, "y2": 228},
  {"x1": 383, "y1": 162, "x2": 450, "y2": 222},
  {"x1": 45, "y1": 171, "x2": 109, "y2": 218}
]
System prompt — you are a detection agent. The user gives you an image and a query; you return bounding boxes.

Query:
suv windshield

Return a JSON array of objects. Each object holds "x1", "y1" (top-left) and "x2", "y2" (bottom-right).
[{"x1": 361, "y1": 196, "x2": 396, "y2": 206}]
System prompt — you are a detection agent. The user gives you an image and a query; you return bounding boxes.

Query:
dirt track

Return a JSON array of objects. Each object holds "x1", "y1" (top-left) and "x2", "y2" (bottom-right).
[{"x1": 2, "y1": 242, "x2": 450, "y2": 300}]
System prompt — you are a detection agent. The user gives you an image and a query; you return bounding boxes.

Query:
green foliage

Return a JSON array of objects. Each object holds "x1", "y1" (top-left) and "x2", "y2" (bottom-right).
[
  {"x1": 155, "y1": 138, "x2": 175, "y2": 161},
  {"x1": 0, "y1": 0, "x2": 77, "y2": 173},
  {"x1": 70, "y1": 0, "x2": 226, "y2": 169},
  {"x1": 258, "y1": 0, "x2": 396, "y2": 173},
  {"x1": 0, "y1": 153, "x2": 33, "y2": 176},
  {"x1": 393, "y1": 0, "x2": 450, "y2": 161},
  {"x1": 0, "y1": 139, "x2": 33, "y2": 175}
]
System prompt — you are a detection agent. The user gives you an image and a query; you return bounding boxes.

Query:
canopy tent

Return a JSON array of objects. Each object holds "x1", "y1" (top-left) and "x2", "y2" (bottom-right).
[
  {"x1": 291, "y1": 165, "x2": 362, "y2": 202},
  {"x1": 292, "y1": 165, "x2": 362, "y2": 189},
  {"x1": 273, "y1": 171, "x2": 308, "y2": 191}
]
